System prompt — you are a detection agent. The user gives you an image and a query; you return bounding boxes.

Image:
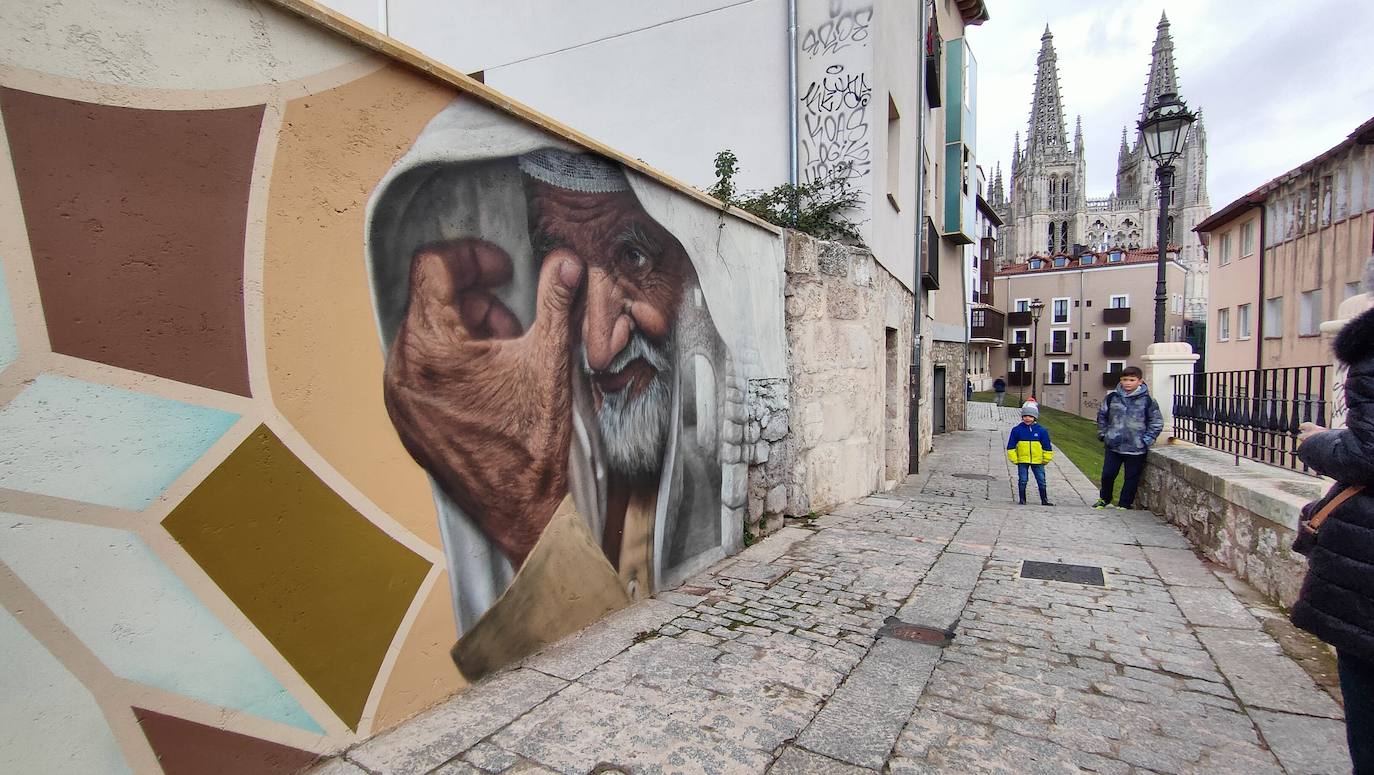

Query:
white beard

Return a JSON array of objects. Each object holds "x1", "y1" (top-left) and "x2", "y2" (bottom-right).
[{"x1": 586, "y1": 332, "x2": 673, "y2": 479}]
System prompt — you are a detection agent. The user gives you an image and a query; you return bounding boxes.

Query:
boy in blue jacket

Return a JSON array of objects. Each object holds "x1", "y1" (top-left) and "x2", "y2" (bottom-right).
[{"x1": 1007, "y1": 402, "x2": 1055, "y2": 506}]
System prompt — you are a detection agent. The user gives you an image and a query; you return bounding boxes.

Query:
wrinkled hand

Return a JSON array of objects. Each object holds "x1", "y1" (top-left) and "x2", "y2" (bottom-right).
[
  {"x1": 384, "y1": 238, "x2": 584, "y2": 567},
  {"x1": 1297, "y1": 422, "x2": 1327, "y2": 446}
]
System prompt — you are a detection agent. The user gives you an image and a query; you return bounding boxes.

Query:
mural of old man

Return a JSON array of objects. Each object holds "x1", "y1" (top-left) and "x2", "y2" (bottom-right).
[{"x1": 366, "y1": 99, "x2": 743, "y2": 678}]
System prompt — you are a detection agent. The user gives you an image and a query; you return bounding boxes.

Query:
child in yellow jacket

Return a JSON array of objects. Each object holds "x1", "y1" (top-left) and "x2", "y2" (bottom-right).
[{"x1": 1007, "y1": 402, "x2": 1055, "y2": 506}]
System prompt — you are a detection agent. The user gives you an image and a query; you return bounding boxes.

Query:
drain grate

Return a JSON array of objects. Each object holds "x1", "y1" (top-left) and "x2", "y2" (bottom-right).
[
  {"x1": 951, "y1": 473, "x2": 996, "y2": 480},
  {"x1": 1019, "y1": 560, "x2": 1106, "y2": 587},
  {"x1": 879, "y1": 618, "x2": 955, "y2": 646}
]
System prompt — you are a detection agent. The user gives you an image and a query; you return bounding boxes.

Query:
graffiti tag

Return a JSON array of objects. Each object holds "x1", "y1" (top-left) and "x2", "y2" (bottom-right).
[
  {"x1": 799, "y1": 64, "x2": 871, "y2": 187},
  {"x1": 800, "y1": 2, "x2": 873, "y2": 58}
]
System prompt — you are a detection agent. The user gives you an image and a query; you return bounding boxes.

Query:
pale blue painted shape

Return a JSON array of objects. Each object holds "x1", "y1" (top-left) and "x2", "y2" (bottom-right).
[
  {"x1": 0, "y1": 374, "x2": 239, "y2": 510},
  {"x1": 0, "y1": 258, "x2": 16, "y2": 372},
  {"x1": 0, "y1": 606, "x2": 133, "y2": 774},
  {"x1": 0, "y1": 512, "x2": 323, "y2": 733}
]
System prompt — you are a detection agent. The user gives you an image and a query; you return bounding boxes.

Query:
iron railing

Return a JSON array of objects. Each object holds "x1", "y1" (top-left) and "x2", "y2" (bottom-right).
[{"x1": 1172, "y1": 366, "x2": 1330, "y2": 474}]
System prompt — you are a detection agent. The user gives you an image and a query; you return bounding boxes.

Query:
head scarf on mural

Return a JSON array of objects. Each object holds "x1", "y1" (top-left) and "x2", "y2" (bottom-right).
[{"x1": 365, "y1": 98, "x2": 744, "y2": 678}]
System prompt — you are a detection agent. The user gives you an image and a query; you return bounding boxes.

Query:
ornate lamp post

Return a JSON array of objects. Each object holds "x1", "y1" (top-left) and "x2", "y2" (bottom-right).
[
  {"x1": 1138, "y1": 91, "x2": 1197, "y2": 343},
  {"x1": 1016, "y1": 345, "x2": 1028, "y2": 405},
  {"x1": 1029, "y1": 299, "x2": 1045, "y2": 401}
]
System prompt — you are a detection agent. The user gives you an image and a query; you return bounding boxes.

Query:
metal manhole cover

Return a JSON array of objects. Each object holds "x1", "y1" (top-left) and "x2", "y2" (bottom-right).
[
  {"x1": 879, "y1": 619, "x2": 955, "y2": 646},
  {"x1": 1019, "y1": 560, "x2": 1106, "y2": 587},
  {"x1": 951, "y1": 473, "x2": 996, "y2": 480}
]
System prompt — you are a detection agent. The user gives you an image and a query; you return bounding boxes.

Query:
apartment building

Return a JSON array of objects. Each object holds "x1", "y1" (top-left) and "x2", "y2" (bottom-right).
[
  {"x1": 969, "y1": 184, "x2": 1003, "y2": 390},
  {"x1": 1195, "y1": 115, "x2": 1374, "y2": 372},
  {"x1": 990, "y1": 248, "x2": 1187, "y2": 419}
]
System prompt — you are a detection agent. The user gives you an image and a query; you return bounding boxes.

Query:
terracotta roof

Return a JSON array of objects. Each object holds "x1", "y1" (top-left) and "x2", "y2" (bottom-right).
[
  {"x1": 995, "y1": 247, "x2": 1181, "y2": 277},
  {"x1": 1195, "y1": 114, "x2": 1374, "y2": 233}
]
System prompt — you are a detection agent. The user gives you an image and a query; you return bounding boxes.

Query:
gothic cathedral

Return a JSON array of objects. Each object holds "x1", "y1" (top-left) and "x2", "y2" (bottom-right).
[{"x1": 989, "y1": 14, "x2": 1211, "y2": 320}]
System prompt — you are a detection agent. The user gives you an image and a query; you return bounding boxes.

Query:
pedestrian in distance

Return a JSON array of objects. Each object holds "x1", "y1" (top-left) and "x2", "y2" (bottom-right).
[
  {"x1": 1006, "y1": 402, "x2": 1054, "y2": 506},
  {"x1": 1290, "y1": 282, "x2": 1374, "y2": 775},
  {"x1": 1093, "y1": 365, "x2": 1163, "y2": 510},
  {"x1": 993, "y1": 375, "x2": 1006, "y2": 406},
  {"x1": 966, "y1": 379, "x2": 974, "y2": 402}
]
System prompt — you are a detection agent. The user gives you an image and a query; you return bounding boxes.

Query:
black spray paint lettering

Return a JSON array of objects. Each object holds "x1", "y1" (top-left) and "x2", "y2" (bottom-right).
[
  {"x1": 800, "y1": 2, "x2": 873, "y2": 58},
  {"x1": 800, "y1": 65, "x2": 871, "y2": 187}
]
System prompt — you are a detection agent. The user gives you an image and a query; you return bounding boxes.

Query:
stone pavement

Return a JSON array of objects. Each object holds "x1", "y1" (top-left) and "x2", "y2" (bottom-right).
[{"x1": 310, "y1": 406, "x2": 1351, "y2": 775}]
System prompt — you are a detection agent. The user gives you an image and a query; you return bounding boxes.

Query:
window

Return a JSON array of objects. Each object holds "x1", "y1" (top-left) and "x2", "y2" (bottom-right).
[
  {"x1": 1217, "y1": 232, "x2": 1233, "y2": 265},
  {"x1": 1080, "y1": 254, "x2": 1096, "y2": 265},
  {"x1": 971, "y1": 309, "x2": 986, "y2": 327},
  {"x1": 1015, "y1": 298, "x2": 1031, "y2": 312},
  {"x1": 1029, "y1": 258, "x2": 1044, "y2": 270},
  {"x1": 1240, "y1": 221, "x2": 1256, "y2": 256},
  {"x1": 1321, "y1": 175, "x2": 1333, "y2": 227},
  {"x1": 1012, "y1": 328, "x2": 1030, "y2": 344},
  {"x1": 1217, "y1": 308, "x2": 1230, "y2": 341},
  {"x1": 1300, "y1": 290, "x2": 1323, "y2": 336},
  {"x1": 1053, "y1": 256, "x2": 1069, "y2": 267},
  {"x1": 1048, "y1": 361, "x2": 1069, "y2": 385},
  {"x1": 1052, "y1": 297, "x2": 1070, "y2": 324},
  {"x1": 1237, "y1": 303, "x2": 1252, "y2": 339},
  {"x1": 1106, "y1": 360, "x2": 1126, "y2": 374},
  {"x1": 1109, "y1": 294, "x2": 1129, "y2": 309},
  {"x1": 1107, "y1": 327, "x2": 1127, "y2": 341},
  {"x1": 1108, "y1": 251, "x2": 1124, "y2": 263},
  {"x1": 1171, "y1": 294, "x2": 1183, "y2": 314},
  {"x1": 1346, "y1": 281, "x2": 1363, "y2": 300},
  {"x1": 1263, "y1": 296, "x2": 1284, "y2": 338},
  {"x1": 1012, "y1": 358, "x2": 1028, "y2": 373},
  {"x1": 886, "y1": 95, "x2": 901, "y2": 209},
  {"x1": 1050, "y1": 328, "x2": 1069, "y2": 353}
]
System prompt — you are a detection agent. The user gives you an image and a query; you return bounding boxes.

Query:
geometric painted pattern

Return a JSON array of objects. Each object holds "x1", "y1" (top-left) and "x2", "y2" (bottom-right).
[
  {"x1": 0, "y1": 512, "x2": 322, "y2": 733},
  {"x1": 0, "y1": 606, "x2": 133, "y2": 774},
  {"x1": 134, "y1": 707, "x2": 319, "y2": 775},
  {"x1": 0, "y1": 257, "x2": 15, "y2": 373},
  {"x1": 0, "y1": 374, "x2": 239, "y2": 510},
  {"x1": 162, "y1": 426, "x2": 431, "y2": 730},
  {"x1": 0, "y1": 88, "x2": 261, "y2": 396}
]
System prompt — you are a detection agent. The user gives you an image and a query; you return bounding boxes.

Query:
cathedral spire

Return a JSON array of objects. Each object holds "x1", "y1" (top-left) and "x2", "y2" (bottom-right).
[
  {"x1": 1026, "y1": 26, "x2": 1068, "y2": 159},
  {"x1": 1074, "y1": 115, "x2": 1084, "y2": 156},
  {"x1": 1139, "y1": 11, "x2": 1180, "y2": 129},
  {"x1": 1119, "y1": 125, "x2": 1130, "y2": 157}
]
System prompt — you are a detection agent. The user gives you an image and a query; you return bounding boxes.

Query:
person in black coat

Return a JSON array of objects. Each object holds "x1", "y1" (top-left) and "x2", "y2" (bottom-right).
[{"x1": 1294, "y1": 300, "x2": 1374, "y2": 774}]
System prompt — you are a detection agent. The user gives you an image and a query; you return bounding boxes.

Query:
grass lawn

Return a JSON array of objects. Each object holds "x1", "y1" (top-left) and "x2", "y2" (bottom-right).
[{"x1": 1036, "y1": 404, "x2": 1122, "y2": 503}]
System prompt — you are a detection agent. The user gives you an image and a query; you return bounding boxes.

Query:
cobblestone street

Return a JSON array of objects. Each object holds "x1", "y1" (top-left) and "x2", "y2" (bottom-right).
[{"x1": 314, "y1": 405, "x2": 1351, "y2": 775}]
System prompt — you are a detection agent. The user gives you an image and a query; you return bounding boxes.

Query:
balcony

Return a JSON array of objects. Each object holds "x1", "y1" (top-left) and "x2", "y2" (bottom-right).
[
  {"x1": 1007, "y1": 310, "x2": 1033, "y2": 327},
  {"x1": 1103, "y1": 307, "x2": 1131, "y2": 324},
  {"x1": 1045, "y1": 341, "x2": 1073, "y2": 356},
  {"x1": 1102, "y1": 371, "x2": 1124, "y2": 388},
  {"x1": 970, "y1": 308, "x2": 1005, "y2": 341},
  {"x1": 1103, "y1": 339, "x2": 1132, "y2": 357},
  {"x1": 1007, "y1": 371, "x2": 1034, "y2": 388}
]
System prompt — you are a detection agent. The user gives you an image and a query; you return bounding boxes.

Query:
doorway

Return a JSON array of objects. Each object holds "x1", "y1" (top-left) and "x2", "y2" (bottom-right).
[{"x1": 933, "y1": 365, "x2": 947, "y2": 434}]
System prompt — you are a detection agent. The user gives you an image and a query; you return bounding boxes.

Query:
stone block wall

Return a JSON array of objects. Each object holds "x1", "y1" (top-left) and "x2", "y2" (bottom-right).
[
  {"x1": 1137, "y1": 443, "x2": 1327, "y2": 608},
  {"x1": 930, "y1": 339, "x2": 968, "y2": 434},
  {"x1": 746, "y1": 233, "x2": 914, "y2": 533}
]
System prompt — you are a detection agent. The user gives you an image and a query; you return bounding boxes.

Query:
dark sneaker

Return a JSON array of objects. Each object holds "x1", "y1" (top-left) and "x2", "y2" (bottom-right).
[
  {"x1": 1093, "y1": 499, "x2": 1109, "y2": 509},
  {"x1": 1018, "y1": 499, "x2": 1027, "y2": 505},
  {"x1": 1041, "y1": 500, "x2": 1055, "y2": 507}
]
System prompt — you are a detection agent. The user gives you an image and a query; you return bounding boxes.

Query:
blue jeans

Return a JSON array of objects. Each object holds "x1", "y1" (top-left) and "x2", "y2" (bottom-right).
[
  {"x1": 1100, "y1": 448, "x2": 1146, "y2": 507},
  {"x1": 1017, "y1": 463, "x2": 1047, "y2": 502},
  {"x1": 1340, "y1": 650, "x2": 1374, "y2": 774}
]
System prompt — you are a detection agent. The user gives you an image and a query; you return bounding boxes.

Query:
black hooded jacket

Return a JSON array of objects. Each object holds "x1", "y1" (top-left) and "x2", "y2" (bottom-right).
[{"x1": 1292, "y1": 305, "x2": 1374, "y2": 660}]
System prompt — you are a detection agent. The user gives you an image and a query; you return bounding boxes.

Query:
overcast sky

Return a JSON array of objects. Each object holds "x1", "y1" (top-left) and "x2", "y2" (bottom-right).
[{"x1": 964, "y1": 0, "x2": 1374, "y2": 210}]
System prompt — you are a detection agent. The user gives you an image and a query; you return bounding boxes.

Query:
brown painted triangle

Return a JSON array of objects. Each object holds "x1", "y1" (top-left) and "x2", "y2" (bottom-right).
[{"x1": 133, "y1": 707, "x2": 319, "y2": 775}]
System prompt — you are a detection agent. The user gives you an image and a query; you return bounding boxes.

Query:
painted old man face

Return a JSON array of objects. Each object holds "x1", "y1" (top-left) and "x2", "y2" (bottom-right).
[
  {"x1": 527, "y1": 178, "x2": 688, "y2": 479},
  {"x1": 382, "y1": 150, "x2": 690, "y2": 566}
]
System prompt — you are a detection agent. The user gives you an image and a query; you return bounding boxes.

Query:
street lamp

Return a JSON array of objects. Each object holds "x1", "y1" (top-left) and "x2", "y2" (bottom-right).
[
  {"x1": 1029, "y1": 299, "x2": 1045, "y2": 402},
  {"x1": 1016, "y1": 345, "x2": 1028, "y2": 405},
  {"x1": 1139, "y1": 90, "x2": 1197, "y2": 343}
]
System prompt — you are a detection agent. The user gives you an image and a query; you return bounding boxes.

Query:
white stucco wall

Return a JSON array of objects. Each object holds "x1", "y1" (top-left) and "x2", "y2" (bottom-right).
[{"x1": 320, "y1": 0, "x2": 792, "y2": 195}]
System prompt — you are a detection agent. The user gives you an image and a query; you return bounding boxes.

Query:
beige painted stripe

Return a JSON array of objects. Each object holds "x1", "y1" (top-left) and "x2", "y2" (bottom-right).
[
  {"x1": 244, "y1": 100, "x2": 285, "y2": 403},
  {"x1": 267, "y1": 0, "x2": 782, "y2": 237},
  {"x1": 0, "y1": 56, "x2": 386, "y2": 112},
  {"x1": 0, "y1": 104, "x2": 51, "y2": 359},
  {"x1": 0, "y1": 563, "x2": 164, "y2": 774},
  {"x1": 40, "y1": 351, "x2": 258, "y2": 417},
  {"x1": 353, "y1": 563, "x2": 443, "y2": 737}
]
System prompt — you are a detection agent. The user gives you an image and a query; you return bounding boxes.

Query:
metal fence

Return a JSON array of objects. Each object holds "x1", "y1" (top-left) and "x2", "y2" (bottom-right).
[{"x1": 1171, "y1": 366, "x2": 1330, "y2": 474}]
